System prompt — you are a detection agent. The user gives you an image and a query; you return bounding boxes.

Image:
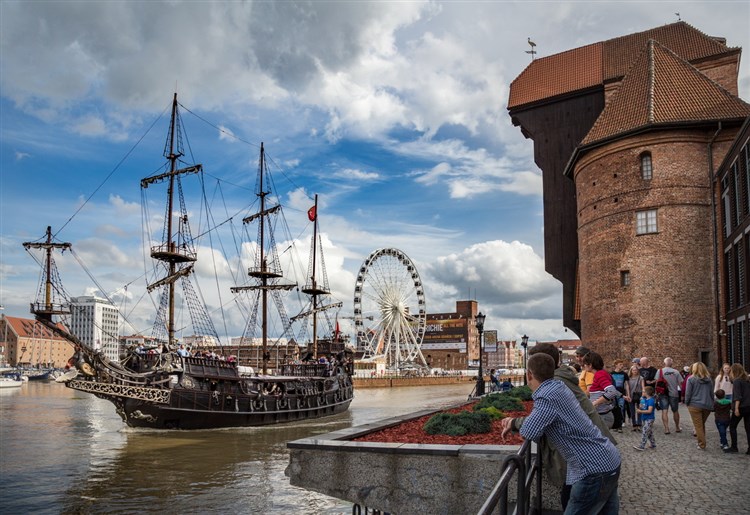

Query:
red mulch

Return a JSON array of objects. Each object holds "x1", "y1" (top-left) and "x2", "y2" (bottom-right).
[{"x1": 352, "y1": 400, "x2": 532, "y2": 446}]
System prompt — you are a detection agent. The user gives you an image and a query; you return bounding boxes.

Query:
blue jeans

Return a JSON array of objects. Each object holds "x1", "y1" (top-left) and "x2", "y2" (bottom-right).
[
  {"x1": 716, "y1": 420, "x2": 729, "y2": 446},
  {"x1": 565, "y1": 466, "x2": 620, "y2": 515}
]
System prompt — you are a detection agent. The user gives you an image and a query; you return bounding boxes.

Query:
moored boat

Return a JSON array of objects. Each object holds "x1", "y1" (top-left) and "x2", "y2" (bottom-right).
[
  {"x1": 0, "y1": 374, "x2": 24, "y2": 389},
  {"x1": 25, "y1": 94, "x2": 353, "y2": 429}
]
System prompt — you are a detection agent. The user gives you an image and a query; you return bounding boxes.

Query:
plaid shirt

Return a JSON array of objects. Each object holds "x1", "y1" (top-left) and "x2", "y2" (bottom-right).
[{"x1": 520, "y1": 378, "x2": 621, "y2": 484}]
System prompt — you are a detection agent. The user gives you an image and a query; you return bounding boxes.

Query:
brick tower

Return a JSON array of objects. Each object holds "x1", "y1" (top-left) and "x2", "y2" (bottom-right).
[{"x1": 508, "y1": 23, "x2": 750, "y2": 365}]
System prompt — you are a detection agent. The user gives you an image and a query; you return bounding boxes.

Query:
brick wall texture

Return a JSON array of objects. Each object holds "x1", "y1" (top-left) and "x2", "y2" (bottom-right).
[{"x1": 573, "y1": 129, "x2": 738, "y2": 367}]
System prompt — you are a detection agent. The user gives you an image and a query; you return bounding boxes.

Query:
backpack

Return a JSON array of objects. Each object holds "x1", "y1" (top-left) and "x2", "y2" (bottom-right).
[{"x1": 655, "y1": 368, "x2": 668, "y2": 396}]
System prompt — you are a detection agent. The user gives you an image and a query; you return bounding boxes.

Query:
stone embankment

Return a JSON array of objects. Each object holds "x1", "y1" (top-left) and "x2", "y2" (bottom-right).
[{"x1": 352, "y1": 375, "x2": 524, "y2": 389}]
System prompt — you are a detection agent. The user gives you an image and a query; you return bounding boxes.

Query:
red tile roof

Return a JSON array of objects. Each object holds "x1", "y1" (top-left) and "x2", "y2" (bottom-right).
[
  {"x1": 581, "y1": 40, "x2": 750, "y2": 146},
  {"x1": 3, "y1": 315, "x2": 68, "y2": 340},
  {"x1": 508, "y1": 21, "x2": 736, "y2": 109},
  {"x1": 602, "y1": 22, "x2": 732, "y2": 82},
  {"x1": 508, "y1": 43, "x2": 603, "y2": 109}
]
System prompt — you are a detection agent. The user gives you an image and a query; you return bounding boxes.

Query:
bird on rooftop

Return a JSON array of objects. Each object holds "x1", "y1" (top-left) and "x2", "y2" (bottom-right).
[{"x1": 528, "y1": 37, "x2": 536, "y2": 47}]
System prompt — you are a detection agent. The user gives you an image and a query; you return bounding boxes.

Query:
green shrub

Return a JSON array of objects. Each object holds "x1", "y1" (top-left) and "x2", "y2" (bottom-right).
[
  {"x1": 477, "y1": 406, "x2": 506, "y2": 420},
  {"x1": 509, "y1": 385, "x2": 533, "y2": 401},
  {"x1": 423, "y1": 411, "x2": 492, "y2": 436},
  {"x1": 473, "y1": 393, "x2": 523, "y2": 412}
]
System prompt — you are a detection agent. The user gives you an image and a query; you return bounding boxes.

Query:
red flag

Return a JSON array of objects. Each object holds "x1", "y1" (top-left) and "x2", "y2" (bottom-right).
[{"x1": 307, "y1": 205, "x2": 317, "y2": 222}]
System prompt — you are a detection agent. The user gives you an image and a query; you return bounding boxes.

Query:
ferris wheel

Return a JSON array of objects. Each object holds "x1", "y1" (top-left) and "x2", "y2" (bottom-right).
[{"x1": 353, "y1": 248, "x2": 428, "y2": 371}]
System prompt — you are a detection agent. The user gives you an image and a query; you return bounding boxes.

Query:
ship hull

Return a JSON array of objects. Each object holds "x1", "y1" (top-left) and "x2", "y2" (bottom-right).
[
  {"x1": 64, "y1": 366, "x2": 354, "y2": 430},
  {"x1": 116, "y1": 395, "x2": 352, "y2": 429}
]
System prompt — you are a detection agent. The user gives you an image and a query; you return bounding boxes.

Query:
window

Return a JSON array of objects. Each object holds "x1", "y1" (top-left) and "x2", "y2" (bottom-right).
[
  {"x1": 636, "y1": 209, "x2": 657, "y2": 234},
  {"x1": 640, "y1": 152, "x2": 652, "y2": 180},
  {"x1": 620, "y1": 270, "x2": 630, "y2": 287}
]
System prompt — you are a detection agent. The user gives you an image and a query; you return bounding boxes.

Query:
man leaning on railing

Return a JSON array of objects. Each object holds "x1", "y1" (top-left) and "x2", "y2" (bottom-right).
[{"x1": 501, "y1": 353, "x2": 621, "y2": 515}]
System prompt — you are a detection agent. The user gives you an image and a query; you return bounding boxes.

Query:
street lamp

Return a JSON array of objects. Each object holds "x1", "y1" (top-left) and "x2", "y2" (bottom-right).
[
  {"x1": 521, "y1": 334, "x2": 529, "y2": 385},
  {"x1": 475, "y1": 312, "x2": 486, "y2": 396}
]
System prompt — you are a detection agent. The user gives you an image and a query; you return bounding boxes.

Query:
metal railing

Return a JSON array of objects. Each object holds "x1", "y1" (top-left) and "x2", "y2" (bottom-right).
[
  {"x1": 468, "y1": 376, "x2": 525, "y2": 399},
  {"x1": 477, "y1": 439, "x2": 542, "y2": 515}
]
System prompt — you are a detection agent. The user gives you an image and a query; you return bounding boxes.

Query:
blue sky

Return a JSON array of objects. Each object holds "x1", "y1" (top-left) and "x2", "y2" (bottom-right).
[{"x1": 2, "y1": 1, "x2": 749, "y2": 344}]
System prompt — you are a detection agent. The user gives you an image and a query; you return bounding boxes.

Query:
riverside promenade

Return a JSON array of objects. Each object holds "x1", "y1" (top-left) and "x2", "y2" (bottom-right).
[{"x1": 615, "y1": 403, "x2": 749, "y2": 514}]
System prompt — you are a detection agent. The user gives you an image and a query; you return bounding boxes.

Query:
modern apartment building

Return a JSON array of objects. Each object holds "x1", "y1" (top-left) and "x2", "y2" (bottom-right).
[{"x1": 69, "y1": 296, "x2": 121, "y2": 362}]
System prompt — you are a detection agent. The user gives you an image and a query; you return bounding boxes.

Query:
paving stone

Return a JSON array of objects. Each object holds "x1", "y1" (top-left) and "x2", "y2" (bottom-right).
[{"x1": 616, "y1": 404, "x2": 749, "y2": 513}]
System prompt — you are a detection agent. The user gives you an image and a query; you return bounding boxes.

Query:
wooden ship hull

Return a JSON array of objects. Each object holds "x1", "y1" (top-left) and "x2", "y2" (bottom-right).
[{"x1": 58, "y1": 345, "x2": 353, "y2": 429}]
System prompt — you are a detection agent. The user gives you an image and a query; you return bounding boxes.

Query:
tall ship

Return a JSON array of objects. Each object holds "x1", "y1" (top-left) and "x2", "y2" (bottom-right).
[{"x1": 25, "y1": 94, "x2": 353, "y2": 429}]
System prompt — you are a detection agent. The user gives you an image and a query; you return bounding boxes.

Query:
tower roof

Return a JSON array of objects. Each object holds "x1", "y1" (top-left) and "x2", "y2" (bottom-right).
[
  {"x1": 508, "y1": 21, "x2": 737, "y2": 110},
  {"x1": 580, "y1": 39, "x2": 750, "y2": 146}
]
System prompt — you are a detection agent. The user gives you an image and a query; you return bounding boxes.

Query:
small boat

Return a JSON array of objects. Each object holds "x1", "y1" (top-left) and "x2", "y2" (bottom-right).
[
  {"x1": 19, "y1": 368, "x2": 52, "y2": 381},
  {"x1": 0, "y1": 374, "x2": 24, "y2": 389},
  {"x1": 25, "y1": 94, "x2": 353, "y2": 429}
]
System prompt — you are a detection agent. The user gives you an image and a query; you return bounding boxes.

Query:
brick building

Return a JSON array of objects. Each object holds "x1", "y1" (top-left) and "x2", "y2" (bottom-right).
[
  {"x1": 421, "y1": 300, "x2": 480, "y2": 370},
  {"x1": 718, "y1": 118, "x2": 750, "y2": 367},
  {"x1": 1, "y1": 314, "x2": 71, "y2": 367},
  {"x1": 508, "y1": 22, "x2": 750, "y2": 369}
]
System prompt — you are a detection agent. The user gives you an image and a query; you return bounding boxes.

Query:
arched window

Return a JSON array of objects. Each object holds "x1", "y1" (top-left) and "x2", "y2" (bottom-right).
[{"x1": 640, "y1": 152, "x2": 653, "y2": 180}]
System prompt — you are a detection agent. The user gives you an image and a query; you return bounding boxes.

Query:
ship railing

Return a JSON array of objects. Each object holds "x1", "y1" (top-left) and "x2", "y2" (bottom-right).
[
  {"x1": 280, "y1": 363, "x2": 332, "y2": 377},
  {"x1": 476, "y1": 439, "x2": 542, "y2": 515}
]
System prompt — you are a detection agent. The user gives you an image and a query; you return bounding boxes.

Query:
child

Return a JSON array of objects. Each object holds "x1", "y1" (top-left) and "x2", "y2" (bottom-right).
[
  {"x1": 714, "y1": 388, "x2": 732, "y2": 450},
  {"x1": 633, "y1": 386, "x2": 657, "y2": 450}
]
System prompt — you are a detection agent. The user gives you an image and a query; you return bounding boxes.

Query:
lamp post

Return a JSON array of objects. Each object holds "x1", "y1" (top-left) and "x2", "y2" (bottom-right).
[
  {"x1": 521, "y1": 334, "x2": 529, "y2": 385},
  {"x1": 475, "y1": 312, "x2": 486, "y2": 396}
]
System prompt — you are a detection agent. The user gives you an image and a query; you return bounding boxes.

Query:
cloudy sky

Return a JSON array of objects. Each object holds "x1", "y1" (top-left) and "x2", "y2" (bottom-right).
[{"x1": 1, "y1": 1, "x2": 749, "y2": 346}]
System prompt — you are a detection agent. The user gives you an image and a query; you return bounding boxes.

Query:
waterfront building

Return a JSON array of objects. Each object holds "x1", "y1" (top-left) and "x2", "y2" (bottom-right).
[
  {"x1": 508, "y1": 21, "x2": 750, "y2": 368},
  {"x1": 69, "y1": 296, "x2": 121, "y2": 363},
  {"x1": 183, "y1": 334, "x2": 220, "y2": 348},
  {"x1": 0, "y1": 314, "x2": 71, "y2": 367},
  {"x1": 422, "y1": 300, "x2": 479, "y2": 370}
]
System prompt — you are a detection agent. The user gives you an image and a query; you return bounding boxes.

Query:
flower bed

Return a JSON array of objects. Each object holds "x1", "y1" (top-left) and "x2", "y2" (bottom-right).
[{"x1": 352, "y1": 399, "x2": 533, "y2": 446}]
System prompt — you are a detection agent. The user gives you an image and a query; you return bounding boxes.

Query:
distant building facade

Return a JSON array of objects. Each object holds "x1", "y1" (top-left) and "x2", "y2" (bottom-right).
[
  {"x1": 508, "y1": 22, "x2": 750, "y2": 369},
  {"x1": 718, "y1": 118, "x2": 750, "y2": 367},
  {"x1": 69, "y1": 296, "x2": 121, "y2": 362},
  {"x1": 0, "y1": 315, "x2": 71, "y2": 367},
  {"x1": 421, "y1": 300, "x2": 480, "y2": 370}
]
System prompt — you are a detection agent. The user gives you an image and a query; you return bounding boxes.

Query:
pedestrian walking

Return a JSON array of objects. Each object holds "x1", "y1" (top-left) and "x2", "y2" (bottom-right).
[
  {"x1": 610, "y1": 360, "x2": 628, "y2": 432},
  {"x1": 685, "y1": 362, "x2": 715, "y2": 450},
  {"x1": 714, "y1": 388, "x2": 732, "y2": 450},
  {"x1": 626, "y1": 365, "x2": 642, "y2": 430},
  {"x1": 724, "y1": 363, "x2": 750, "y2": 454},
  {"x1": 654, "y1": 357, "x2": 682, "y2": 433},
  {"x1": 633, "y1": 386, "x2": 656, "y2": 450},
  {"x1": 715, "y1": 363, "x2": 733, "y2": 402}
]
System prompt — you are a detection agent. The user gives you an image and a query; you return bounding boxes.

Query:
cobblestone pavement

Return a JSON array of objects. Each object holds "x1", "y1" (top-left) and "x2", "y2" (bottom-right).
[{"x1": 616, "y1": 403, "x2": 749, "y2": 514}]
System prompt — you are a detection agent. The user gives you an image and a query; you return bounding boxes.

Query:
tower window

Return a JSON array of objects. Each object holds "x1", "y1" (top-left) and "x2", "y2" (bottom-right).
[
  {"x1": 636, "y1": 209, "x2": 658, "y2": 234},
  {"x1": 621, "y1": 270, "x2": 631, "y2": 287},
  {"x1": 640, "y1": 152, "x2": 652, "y2": 180}
]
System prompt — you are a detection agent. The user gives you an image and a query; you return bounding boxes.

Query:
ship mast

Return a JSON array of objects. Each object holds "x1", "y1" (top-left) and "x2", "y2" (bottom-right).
[
  {"x1": 141, "y1": 93, "x2": 200, "y2": 347},
  {"x1": 231, "y1": 143, "x2": 293, "y2": 374},
  {"x1": 24, "y1": 226, "x2": 71, "y2": 322},
  {"x1": 299, "y1": 195, "x2": 341, "y2": 359}
]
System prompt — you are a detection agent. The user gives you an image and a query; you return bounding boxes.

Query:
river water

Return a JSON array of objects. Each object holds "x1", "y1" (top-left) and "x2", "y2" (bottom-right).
[{"x1": 0, "y1": 381, "x2": 473, "y2": 514}]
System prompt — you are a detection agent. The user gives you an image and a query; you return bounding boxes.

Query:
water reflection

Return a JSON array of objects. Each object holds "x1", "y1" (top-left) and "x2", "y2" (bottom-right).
[{"x1": 0, "y1": 381, "x2": 472, "y2": 514}]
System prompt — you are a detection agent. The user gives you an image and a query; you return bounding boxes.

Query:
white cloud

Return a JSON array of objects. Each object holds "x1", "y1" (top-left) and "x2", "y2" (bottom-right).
[{"x1": 332, "y1": 168, "x2": 380, "y2": 181}]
